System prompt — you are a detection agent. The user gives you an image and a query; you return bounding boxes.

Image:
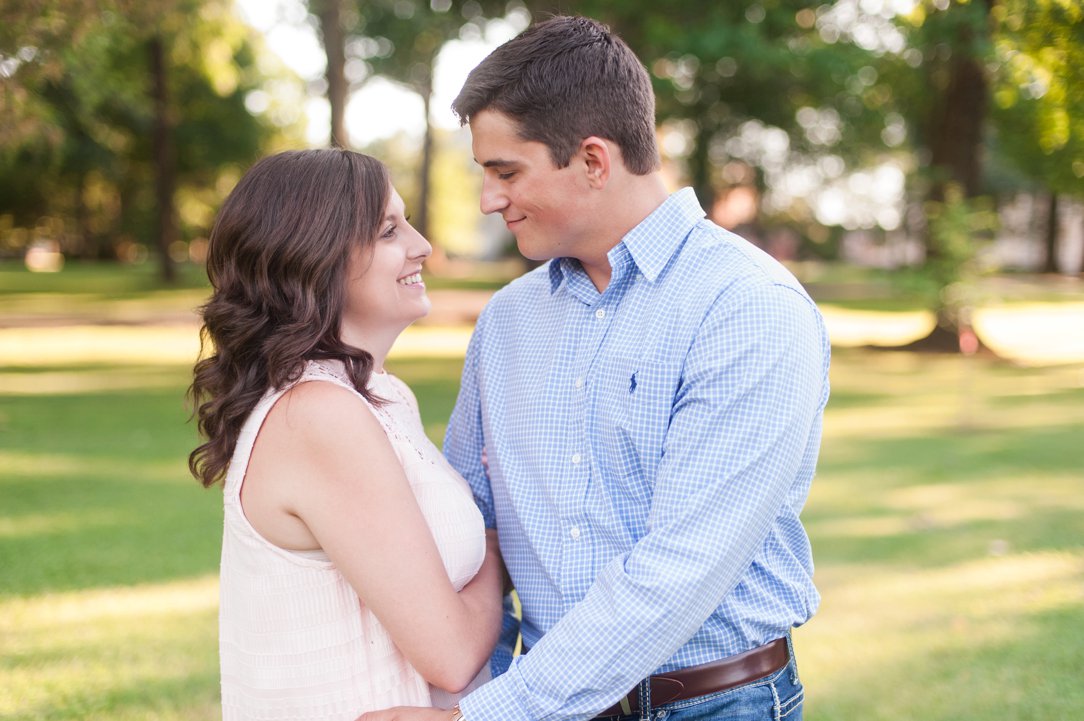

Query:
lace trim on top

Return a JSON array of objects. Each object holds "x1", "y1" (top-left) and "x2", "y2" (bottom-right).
[{"x1": 304, "y1": 359, "x2": 435, "y2": 468}]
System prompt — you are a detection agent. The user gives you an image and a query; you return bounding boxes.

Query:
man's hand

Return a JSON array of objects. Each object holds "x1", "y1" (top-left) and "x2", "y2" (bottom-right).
[{"x1": 356, "y1": 706, "x2": 451, "y2": 721}]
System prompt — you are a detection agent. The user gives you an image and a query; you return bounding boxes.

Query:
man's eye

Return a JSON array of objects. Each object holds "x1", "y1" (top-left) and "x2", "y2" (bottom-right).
[{"x1": 498, "y1": 172, "x2": 515, "y2": 181}]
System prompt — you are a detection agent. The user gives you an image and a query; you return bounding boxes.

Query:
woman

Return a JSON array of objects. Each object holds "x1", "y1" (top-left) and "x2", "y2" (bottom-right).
[{"x1": 188, "y1": 149, "x2": 503, "y2": 720}]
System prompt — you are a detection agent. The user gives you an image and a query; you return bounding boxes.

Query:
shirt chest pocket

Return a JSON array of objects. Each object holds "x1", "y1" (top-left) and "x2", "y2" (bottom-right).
[{"x1": 592, "y1": 357, "x2": 681, "y2": 493}]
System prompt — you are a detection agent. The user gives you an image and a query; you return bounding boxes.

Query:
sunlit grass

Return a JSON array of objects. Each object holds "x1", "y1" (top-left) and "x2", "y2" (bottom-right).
[
  {"x1": 0, "y1": 325, "x2": 473, "y2": 372},
  {"x1": 1, "y1": 578, "x2": 220, "y2": 721},
  {"x1": 975, "y1": 302, "x2": 1084, "y2": 365},
  {"x1": 798, "y1": 550, "x2": 1082, "y2": 720},
  {"x1": 796, "y1": 347, "x2": 1084, "y2": 720}
]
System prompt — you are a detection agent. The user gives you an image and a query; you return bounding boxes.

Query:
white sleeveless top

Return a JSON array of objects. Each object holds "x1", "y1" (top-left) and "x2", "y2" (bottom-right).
[{"x1": 218, "y1": 360, "x2": 488, "y2": 720}]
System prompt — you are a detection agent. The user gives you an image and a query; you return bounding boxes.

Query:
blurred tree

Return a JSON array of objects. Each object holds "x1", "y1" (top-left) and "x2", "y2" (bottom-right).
[
  {"x1": 346, "y1": 0, "x2": 497, "y2": 244},
  {"x1": 521, "y1": 1, "x2": 894, "y2": 214},
  {"x1": 0, "y1": 0, "x2": 295, "y2": 277},
  {"x1": 989, "y1": 0, "x2": 1084, "y2": 275},
  {"x1": 886, "y1": 0, "x2": 997, "y2": 349},
  {"x1": 890, "y1": 0, "x2": 1082, "y2": 346},
  {"x1": 311, "y1": 0, "x2": 351, "y2": 147}
]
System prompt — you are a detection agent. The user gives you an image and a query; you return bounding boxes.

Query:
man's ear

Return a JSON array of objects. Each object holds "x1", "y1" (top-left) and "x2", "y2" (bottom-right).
[{"x1": 579, "y1": 136, "x2": 611, "y2": 189}]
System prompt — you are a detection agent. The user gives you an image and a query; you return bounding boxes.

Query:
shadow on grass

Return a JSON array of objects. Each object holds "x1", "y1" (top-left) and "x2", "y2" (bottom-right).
[
  {"x1": 808, "y1": 507, "x2": 1084, "y2": 569},
  {"x1": 821, "y1": 388, "x2": 898, "y2": 410},
  {"x1": 0, "y1": 481, "x2": 221, "y2": 597},
  {"x1": 0, "y1": 381, "x2": 221, "y2": 597},
  {"x1": 819, "y1": 421, "x2": 1083, "y2": 482},
  {"x1": 808, "y1": 415, "x2": 1084, "y2": 569}
]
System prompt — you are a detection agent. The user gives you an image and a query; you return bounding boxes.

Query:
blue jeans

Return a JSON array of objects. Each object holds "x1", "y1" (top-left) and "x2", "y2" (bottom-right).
[{"x1": 605, "y1": 640, "x2": 804, "y2": 721}]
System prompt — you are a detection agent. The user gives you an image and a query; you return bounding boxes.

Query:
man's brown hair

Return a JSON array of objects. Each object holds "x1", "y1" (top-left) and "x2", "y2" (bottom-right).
[{"x1": 452, "y1": 15, "x2": 660, "y2": 175}]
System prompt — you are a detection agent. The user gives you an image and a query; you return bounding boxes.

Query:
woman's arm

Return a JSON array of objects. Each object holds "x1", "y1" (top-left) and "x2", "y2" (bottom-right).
[{"x1": 246, "y1": 380, "x2": 503, "y2": 692}]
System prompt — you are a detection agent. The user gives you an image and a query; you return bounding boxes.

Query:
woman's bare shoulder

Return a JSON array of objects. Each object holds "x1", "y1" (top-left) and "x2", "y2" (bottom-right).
[{"x1": 266, "y1": 379, "x2": 387, "y2": 452}]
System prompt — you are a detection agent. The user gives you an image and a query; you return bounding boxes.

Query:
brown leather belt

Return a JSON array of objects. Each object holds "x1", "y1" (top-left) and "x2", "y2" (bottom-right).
[{"x1": 594, "y1": 638, "x2": 789, "y2": 718}]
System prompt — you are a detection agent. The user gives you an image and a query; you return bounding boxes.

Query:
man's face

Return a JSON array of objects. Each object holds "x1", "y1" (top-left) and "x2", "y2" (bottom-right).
[{"x1": 469, "y1": 109, "x2": 593, "y2": 263}]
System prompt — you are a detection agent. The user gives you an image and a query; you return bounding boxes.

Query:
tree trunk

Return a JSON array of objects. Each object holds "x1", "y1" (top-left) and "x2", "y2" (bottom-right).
[
  {"x1": 1078, "y1": 212, "x2": 1084, "y2": 276},
  {"x1": 417, "y1": 77, "x2": 449, "y2": 271},
  {"x1": 418, "y1": 80, "x2": 433, "y2": 241},
  {"x1": 73, "y1": 170, "x2": 90, "y2": 259},
  {"x1": 902, "y1": 0, "x2": 993, "y2": 353},
  {"x1": 1041, "y1": 192, "x2": 1059, "y2": 273},
  {"x1": 924, "y1": 4, "x2": 990, "y2": 254},
  {"x1": 316, "y1": 0, "x2": 348, "y2": 148},
  {"x1": 149, "y1": 34, "x2": 177, "y2": 283},
  {"x1": 689, "y1": 118, "x2": 716, "y2": 213}
]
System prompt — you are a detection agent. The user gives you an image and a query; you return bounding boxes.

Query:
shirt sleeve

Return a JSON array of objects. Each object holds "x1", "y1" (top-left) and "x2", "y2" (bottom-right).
[
  {"x1": 444, "y1": 312, "x2": 496, "y2": 528},
  {"x1": 445, "y1": 310, "x2": 523, "y2": 678},
  {"x1": 459, "y1": 282, "x2": 830, "y2": 721}
]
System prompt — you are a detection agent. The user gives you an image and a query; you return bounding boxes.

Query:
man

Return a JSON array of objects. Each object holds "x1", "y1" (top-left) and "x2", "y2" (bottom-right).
[{"x1": 364, "y1": 14, "x2": 829, "y2": 721}]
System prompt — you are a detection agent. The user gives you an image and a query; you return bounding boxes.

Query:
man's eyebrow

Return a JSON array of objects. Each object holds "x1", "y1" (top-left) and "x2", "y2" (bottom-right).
[{"x1": 479, "y1": 158, "x2": 518, "y2": 168}]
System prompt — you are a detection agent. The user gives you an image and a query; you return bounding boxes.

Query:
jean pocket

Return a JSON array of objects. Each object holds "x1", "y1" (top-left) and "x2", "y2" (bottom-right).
[
  {"x1": 777, "y1": 685, "x2": 804, "y2": 719},
  {"x1": 771, "y1": 659, "x2": 804, "y2": 721}
]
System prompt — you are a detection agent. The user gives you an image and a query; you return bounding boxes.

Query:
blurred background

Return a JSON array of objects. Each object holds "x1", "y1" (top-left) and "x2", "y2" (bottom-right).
[{"x1": 1, "y1": 1, "x2": 1081, "y2": 719}]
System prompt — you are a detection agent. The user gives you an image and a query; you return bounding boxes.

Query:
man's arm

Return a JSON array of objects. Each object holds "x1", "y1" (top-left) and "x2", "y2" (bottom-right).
[
  {"x1": 444, "y1": 316, "x2": 496, "y2": 527},
  {"x1": 445, "y1": 315, "x2": 521, "y2": 678}
]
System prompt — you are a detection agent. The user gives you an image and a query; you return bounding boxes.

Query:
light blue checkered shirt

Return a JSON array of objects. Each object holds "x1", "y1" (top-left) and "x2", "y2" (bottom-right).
[{"x1": 445, "y1": 188, "x2": 830, "y2": 721}]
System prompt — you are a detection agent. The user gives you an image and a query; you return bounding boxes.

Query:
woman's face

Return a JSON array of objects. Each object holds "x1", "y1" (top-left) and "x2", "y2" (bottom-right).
[{"x1": 339, "y1": 187, "x2": 432, "y2": 354}]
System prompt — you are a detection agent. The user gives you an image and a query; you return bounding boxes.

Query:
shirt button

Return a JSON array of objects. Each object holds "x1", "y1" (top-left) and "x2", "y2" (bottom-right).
[
  {"x1": 569, "y1": 527, "x2": 581, "y2": 540},
  {"x1": 574, "y1": 377, "x2": 584, "y2": 389},
  {"x1": 571, "y1": 453, "x2": 582, "y2": 464},
  {"x1": 595, "y1": 309, "x2": 606, "y2": 319}
]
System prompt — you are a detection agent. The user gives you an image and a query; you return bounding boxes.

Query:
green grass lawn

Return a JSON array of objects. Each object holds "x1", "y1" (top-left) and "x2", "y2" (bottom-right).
[{"x1": 1, "y1": 262, "x2": 1082, "y2": 720}]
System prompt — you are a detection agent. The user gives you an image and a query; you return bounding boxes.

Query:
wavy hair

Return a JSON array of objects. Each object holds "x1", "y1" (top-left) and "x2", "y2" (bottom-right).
[{"x1": 188, "y1": 149, "x2": 390, "y2": 488}]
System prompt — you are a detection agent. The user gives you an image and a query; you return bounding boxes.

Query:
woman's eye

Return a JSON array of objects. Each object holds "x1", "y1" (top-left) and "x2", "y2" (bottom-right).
[{"x1": 381, "y1": 225, "x2": 396, "y2": 238}]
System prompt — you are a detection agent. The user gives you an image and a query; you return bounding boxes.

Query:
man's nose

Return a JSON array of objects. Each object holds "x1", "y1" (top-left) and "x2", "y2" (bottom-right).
[{"x1": 479, "y1": 174, "x2": 507, "y2": 216}]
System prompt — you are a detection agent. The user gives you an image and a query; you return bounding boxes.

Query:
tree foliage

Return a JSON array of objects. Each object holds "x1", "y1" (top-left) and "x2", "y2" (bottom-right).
[
  {"x1": 0, "y1": 0, "x2": 299, "y2": 269},
  {"x1": 990, "y1": 0, "x2": 1084, "y2": 196},
  {"x1": 521, "y1": 1, "x2": 898, "y2": 210},
  {"x1": 346, "y1": 0, "x2": 500, "y2": 240},
  {"x1": 300, "y1": 0, "x2": 508, "y2": 250},
  {"x1": 2, "y1": 0, "x2": 1079, "y2": 291}
]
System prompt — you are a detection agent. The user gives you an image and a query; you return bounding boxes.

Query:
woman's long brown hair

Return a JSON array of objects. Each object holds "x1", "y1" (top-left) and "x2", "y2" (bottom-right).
[{"x1": 188, "y1": 149, "x2": 390, "y2": 488}]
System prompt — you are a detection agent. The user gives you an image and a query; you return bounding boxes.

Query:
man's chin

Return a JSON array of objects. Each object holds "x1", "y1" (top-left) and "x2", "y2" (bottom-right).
[{"x1": 515, "y1": 240, "x2": 554, "y2": 263}]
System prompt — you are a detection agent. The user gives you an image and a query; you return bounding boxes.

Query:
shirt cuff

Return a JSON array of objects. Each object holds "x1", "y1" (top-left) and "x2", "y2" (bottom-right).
[{"x1": 459, "y1": 659, "x2": 537, "y2": 721}]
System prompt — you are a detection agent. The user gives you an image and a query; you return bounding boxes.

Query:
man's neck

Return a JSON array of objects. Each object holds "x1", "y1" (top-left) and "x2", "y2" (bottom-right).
[
  {"x1": 578, "y1": 172, "x2": 670, "y2": 292},
  {"x1": 580, "y1": 257, "x2": 612, "y2": 292}
]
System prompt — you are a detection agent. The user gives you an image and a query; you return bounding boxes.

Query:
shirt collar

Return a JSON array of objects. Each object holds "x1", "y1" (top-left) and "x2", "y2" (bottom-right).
[
  {"x1": 619, "y1": 187, "x2": 704, "y2": 282},
  {"x1": 548, "y1": 187, "x2": 705, "y2": 292}
]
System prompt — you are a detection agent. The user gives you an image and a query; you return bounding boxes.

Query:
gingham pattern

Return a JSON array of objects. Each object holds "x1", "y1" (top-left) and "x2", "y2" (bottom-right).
[{"x1": 445, "y1": 188, "x2": 831, "y2": 721}]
